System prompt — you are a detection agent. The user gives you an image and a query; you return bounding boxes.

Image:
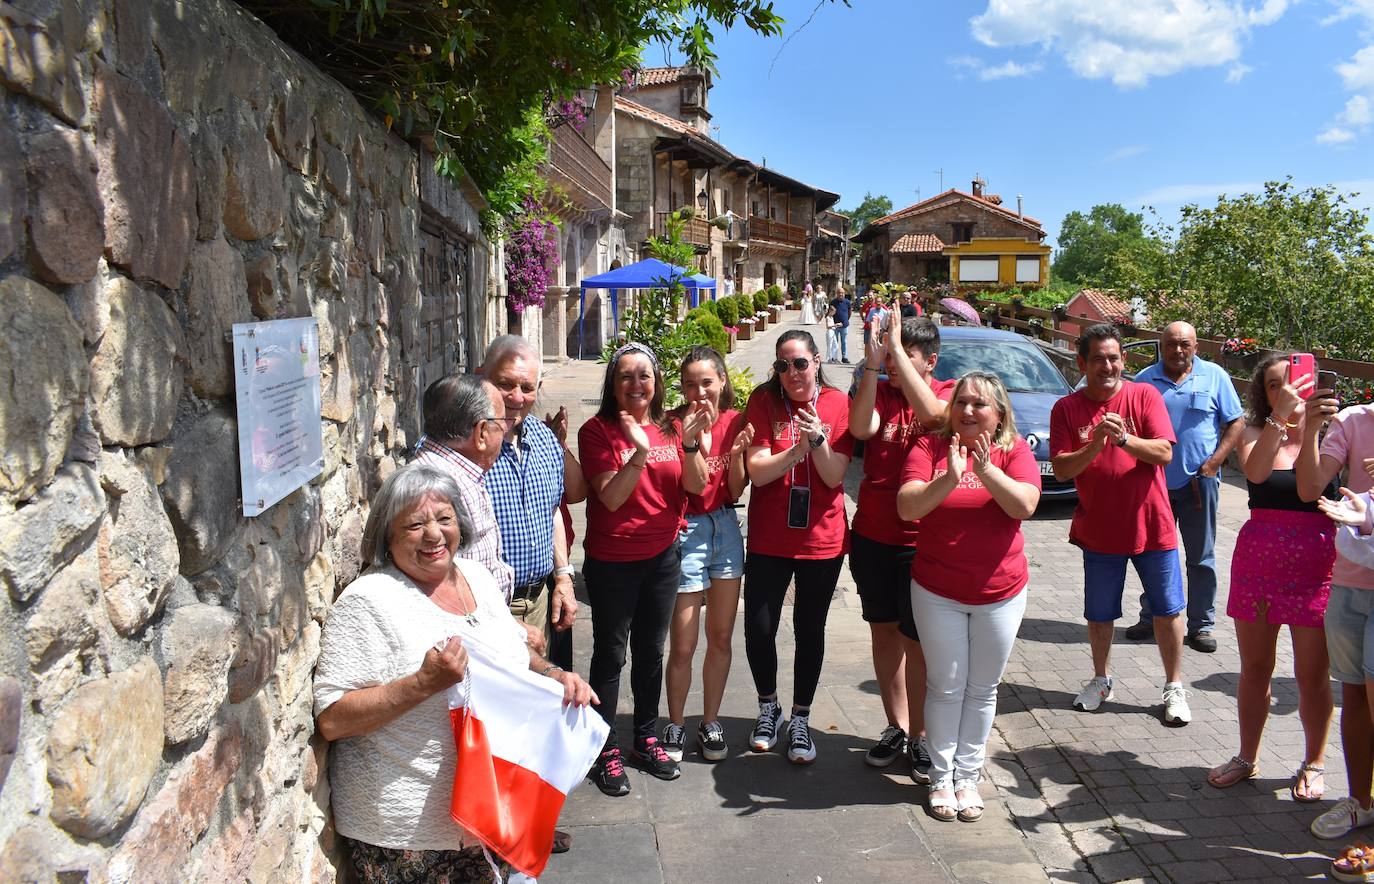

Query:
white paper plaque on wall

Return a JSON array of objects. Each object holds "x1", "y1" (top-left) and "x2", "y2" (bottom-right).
[{"x1": 232, "y1": 318, "x2": 324, "y2": 517}]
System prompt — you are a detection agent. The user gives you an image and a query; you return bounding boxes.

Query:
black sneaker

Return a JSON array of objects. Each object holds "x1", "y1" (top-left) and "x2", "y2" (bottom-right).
[
  {"x1": 1188, "y1": 632, "x2": 1218, "y2": 653},
  {"x1": 1124, "y1": 621, "x2": 1152, "y2": 640},
  {"x1": 591, "y1": 746, "x2": 630, "y2": 797},
  {"x1": 631, "y1": 736, "x2": 681, "y2": 780},
  {"x1": 698, "y1": 720, "x2": 728, "y2": 762},
  {"x1": 662, "y1": 722, "x2": 686, "y2": 762},
  {"x1": 864, "y1": 724, "x2": 907, "y2": 768},
  {"x1": 750, "y1": 698, "x2": 784, "y2": 751},
  {"x1": 909, "y1": 735, "x2": 932, "y2": 785},
  {"x1": 787, "y1": 713, "x2": 817, "y2": 764}
]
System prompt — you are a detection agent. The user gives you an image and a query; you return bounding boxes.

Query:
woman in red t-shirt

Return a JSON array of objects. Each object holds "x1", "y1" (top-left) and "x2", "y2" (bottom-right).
[
  {"x1": 742, "y1": 330, "x2": 854, "y2": 764},
  {"x1": 578, "y1": 342, "x2": 686, "y2": 797},
  {"x1": 662, "y1": 346, "x2": 754, "y2": 764},
  {"x1": 898, "y1": 371, "x2": 1042, "y2": 823}
]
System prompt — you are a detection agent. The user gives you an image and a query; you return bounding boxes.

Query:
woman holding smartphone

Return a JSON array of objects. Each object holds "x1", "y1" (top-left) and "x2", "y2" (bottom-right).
[
  {"x1": 742, "y1": 330, "x2": 853, "y2": 764},
  {"x1": 662, "y1": 347, "x2": 754, "y2": 762},
  {"x1": 1206, "y1": 355, "x2": 1335, "y2": 805},
  {"x1": 579, "y1": 342, "x2": 687, "y2": 797}
]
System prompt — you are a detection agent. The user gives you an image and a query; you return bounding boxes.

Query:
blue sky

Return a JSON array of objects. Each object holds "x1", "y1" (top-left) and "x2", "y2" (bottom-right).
[{"x1": 670, "y1": 0, "x2": 1374, "y2": 248}]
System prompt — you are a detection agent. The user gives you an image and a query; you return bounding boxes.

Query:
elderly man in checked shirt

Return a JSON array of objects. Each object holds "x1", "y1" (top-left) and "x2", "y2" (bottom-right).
[
  {"x1": 478, "y1": 337, "x2": 587, "y2": 658},
  {"x1": 411, "y1": 373, "x2": 547, "y2": 654}
]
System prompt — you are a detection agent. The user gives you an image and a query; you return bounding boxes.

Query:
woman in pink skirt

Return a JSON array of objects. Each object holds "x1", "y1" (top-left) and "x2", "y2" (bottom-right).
[{"x1": 1207, "y1": 355, "x2": 1337, "y2": 802}]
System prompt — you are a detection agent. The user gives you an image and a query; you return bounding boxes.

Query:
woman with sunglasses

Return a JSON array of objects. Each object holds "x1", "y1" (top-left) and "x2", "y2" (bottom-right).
[
  {"x1": 662, "y1": 347, "x2": 754, "y2": 762},
  {"x1": 897, "y1": 371, "x2": 1041, "y2": 823},
  {"x1": 579, "y1": 342, "x2": 687, "y2": 797},
  {"x1": 742, "y1": 330, "x2": 854, "y2": 764}
]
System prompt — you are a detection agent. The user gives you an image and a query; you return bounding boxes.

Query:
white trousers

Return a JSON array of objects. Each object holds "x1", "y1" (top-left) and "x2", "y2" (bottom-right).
[
  {"x1": 826, "y1": 327, "x2": 841, "y2": 362},
  {"x1": 911, "y1": 581, "x2": 1026, "y2": 787}
]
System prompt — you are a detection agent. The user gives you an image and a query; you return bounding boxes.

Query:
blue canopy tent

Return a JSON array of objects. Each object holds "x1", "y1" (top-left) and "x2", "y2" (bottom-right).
[
  {"x1": 686, "y1": 274, "x2": 717, "y2": 308},
  {"x1": 576, "y1": 258, "x2": 715, "y2": 357}
]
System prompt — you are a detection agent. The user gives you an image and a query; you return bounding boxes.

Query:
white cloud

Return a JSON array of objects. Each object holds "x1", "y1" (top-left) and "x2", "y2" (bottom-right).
[
  {"x1": 1103, "y1": 144, "x2": 1148, "y2": 163},
  {"x1": 1225, "y1": 63, "x2": 1253, "y2": 83},
  {"x1": 980, "y1": 60, "x2": 1043, "y2": 80},
  {"x1": 1318, "y1": 46, "x2": 1374, "y2": 145},
  {"x1": 1318, "y1": 125, "x2": 1358, "y2": 144},
  {"x1": 969, "y1": 0, "x2": 1288, "y2": 88},
  {"x1": 1132, "y1": 181, "x2": 1263, "y2": 205}
]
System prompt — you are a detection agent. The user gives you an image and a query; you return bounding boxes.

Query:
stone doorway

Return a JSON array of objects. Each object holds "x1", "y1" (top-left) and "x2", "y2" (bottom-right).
[{"x1": 418, "y1": 223, "x2": 470, "y2": 391}]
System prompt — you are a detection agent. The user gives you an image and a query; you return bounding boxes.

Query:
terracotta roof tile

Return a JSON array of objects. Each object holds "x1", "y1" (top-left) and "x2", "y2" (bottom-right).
[
  {"x1": 870, "y1": 189, "x2": 1043, "y2": 232},
  {"x1": 634, "y1": 66, "x2": 688, "y2": 87},
  {"x1": 614, "y1": 96, "x2": 697, "y2": 136},
  {"x1": 890, "y1": 233, "x2": 945, "y2": 253},
  {"x1": 1072, "y1": 289, "x2": 1134, "y2": 321}
]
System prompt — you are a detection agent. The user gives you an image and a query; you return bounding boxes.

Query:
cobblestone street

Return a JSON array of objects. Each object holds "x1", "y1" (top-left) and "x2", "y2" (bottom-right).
[{"x1": 535, "y1": 312, "x2": 1346, "y2": 883}]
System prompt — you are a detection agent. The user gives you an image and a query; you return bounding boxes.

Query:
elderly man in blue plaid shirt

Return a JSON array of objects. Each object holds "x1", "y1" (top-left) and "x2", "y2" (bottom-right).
[{"x1": 480, "y1": 337, "x2": 588, "y2": 657}]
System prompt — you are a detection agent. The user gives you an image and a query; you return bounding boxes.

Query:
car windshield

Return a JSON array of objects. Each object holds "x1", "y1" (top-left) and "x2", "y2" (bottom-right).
[{"x1": 934, "y1": 341, "x2": 1071, "y2": 395}]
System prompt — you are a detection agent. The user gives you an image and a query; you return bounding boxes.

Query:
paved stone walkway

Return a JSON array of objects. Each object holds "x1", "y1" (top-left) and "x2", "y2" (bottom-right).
[{"x1": 531, "y1": 311, "x2": 1349, "y2": 883}]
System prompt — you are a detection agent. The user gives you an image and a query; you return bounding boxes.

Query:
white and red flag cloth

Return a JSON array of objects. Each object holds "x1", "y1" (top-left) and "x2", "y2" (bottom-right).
[{"x1": 447, "y1": 636, "x2": 609, "y2": 878}]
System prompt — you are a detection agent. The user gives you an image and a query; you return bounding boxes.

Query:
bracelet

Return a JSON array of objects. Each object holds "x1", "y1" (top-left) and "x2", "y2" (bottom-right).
[
  {"x1": 553, "y1": 565, "x2": 575, "y2": 578},
  {"x1": 682, "y1": 442, "x2": 701, "y2": 453},
  {"x1": 1263, "y1": 415, "x2": 1291, "y2": 433},
  {"x1": 626, "y1": 459, "x2": 647, "y2": 470},
  {"x1": 864, "y1": 365, "x2": 881, "y2": 372},
  {"x1": 541, "y1": 664, "x2": 563, "y2": 677}
]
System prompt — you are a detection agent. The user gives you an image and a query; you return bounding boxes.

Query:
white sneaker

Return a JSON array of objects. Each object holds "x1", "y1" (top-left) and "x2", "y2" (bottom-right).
[
  {"x1": 1162, "y1": 682, "x2": 1192, "y2": 726},
  {"x1": 1312, "y1": 796, "x2": 1374, "y2": 840},
  {"x1": 1072, "y1": 676, "x2": 1114, "y2": 712},
  {"x1": 786, "y1": 714, "x2": 817, "y2": 764}
]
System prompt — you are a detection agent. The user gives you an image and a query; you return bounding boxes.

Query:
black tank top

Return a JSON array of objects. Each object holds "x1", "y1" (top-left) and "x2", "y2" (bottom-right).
[{"x1": 1246, "y1": 468, "x2": 1337, "y2": 513}]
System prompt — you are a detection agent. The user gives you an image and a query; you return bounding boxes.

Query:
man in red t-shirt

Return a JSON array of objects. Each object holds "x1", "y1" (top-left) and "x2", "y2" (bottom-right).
[{"x1": 1049, "y1": 324, "x2": 1192, "y2": 727}]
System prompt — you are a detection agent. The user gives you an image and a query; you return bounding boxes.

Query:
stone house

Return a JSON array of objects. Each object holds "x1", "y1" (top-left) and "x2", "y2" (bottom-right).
[
  {"x1": 613, "y1": 66, "x2": 839, "y2": 303},
  {"x1": 854, "y1": 179, "x2": 1050, "y2": 291},
  {"x1": 810, "y1": 209, "x2": 852, "y2": 295},
  {"x1": 0, "y1": 0, "x2": 506, "y2": 879}
]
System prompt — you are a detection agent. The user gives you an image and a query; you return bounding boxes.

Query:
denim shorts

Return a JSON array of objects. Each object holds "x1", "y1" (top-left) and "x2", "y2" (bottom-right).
[
  {"x1": 1082, "y1": 547, "x2": 1184, "y2": 622},
  {"x1": 678, "y1": 506, "x2": 745, "y2": 592},
  {"x1": 1325, "y1": 584, "x2": 1374, "y2": 684}
]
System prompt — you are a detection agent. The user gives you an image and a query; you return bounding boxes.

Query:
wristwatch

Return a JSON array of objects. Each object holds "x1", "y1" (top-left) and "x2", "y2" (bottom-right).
[
  {"x1": 682, "y1": 442, "x2": 700, "y2": 453},
  {"x1": 553, "y1": 565, "x2": 575, "y2": 579},
  {"x1": 1115, "y1": 433, "x2": 1129, "y2": 448},
  {"x1": 809, "y1": 430, "x2": 828, "y2": 449}
]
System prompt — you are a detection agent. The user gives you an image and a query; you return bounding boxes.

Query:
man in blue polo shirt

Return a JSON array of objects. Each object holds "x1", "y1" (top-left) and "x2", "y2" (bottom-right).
[
  {"x1": 829, "y1": 287, "x2": 852, "y2": 363},
  {"x1": 1128, "y1": 321, "x2": 1244, "y2": 652}
]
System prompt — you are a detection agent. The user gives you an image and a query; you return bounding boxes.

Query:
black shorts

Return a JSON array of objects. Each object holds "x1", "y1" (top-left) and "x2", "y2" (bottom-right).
[{"x1": 849, "y1": 531, "x2": 918, "y2": 641}]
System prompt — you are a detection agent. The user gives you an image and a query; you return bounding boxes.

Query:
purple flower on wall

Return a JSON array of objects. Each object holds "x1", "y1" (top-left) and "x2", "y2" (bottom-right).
[{"x1": 505, "y1": 198, "x2": 559, "y2": 314}]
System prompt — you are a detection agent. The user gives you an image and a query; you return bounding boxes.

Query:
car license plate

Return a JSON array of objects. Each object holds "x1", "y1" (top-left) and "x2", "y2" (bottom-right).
[{"x1": 1039, "y1": 461, "x2": 1055, "y2": 476}]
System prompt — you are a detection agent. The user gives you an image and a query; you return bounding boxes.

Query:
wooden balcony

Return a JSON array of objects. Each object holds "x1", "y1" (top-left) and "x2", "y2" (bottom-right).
[
  {"x1": 815, "y1": 258, "x2": 843, "y2": 276},
  {"x1": 654, "y1": 212, "x2": 712, "y2": 250},
  {"x1": 548, "y1": 126, "x2": 612, "y2": 209},
  {"x1": 749, "y1": 215, "x2": 807, "y2": 248}
]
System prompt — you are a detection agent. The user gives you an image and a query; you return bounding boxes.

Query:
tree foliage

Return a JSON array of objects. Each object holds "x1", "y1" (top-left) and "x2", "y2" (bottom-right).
[
  {"x1": 837, "y1": 191, "x2": 892, "y2": 234},
  {"x1": 1105, "y1": 180, "x2": 1374, "y2": 362},
  {"x1": 1052, "y1": 203, "x2": 1160, "y2": 284},
  {"x1": 246, "y1": 1, "x2": 795, "y2": 224}
]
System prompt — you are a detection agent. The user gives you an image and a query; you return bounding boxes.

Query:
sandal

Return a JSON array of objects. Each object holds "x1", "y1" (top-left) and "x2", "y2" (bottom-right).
[
  {"x1": 927, "y1": 787, "x2": 958, "y2": 822},
  {"x1": 955, "y1": 781, "x2": 985, "y2": 823},
  {"x1": 552, "y1": 829, "x2": 572, "y2": 854},
  {"x1": 1292, "y1": 762, "x2": 1326, "y2": 804},
  {"x1": 1206, "y1": 755, "x2": 1257, "y2": 789},
  {"x1": 1332, "y1": 844, "x2": 1374, "y2": 882}
]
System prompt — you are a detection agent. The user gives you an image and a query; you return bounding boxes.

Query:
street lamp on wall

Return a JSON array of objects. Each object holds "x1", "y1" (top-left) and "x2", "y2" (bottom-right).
[{"x1": 697, "y1": 188, "x2": 709, "y2": 212}]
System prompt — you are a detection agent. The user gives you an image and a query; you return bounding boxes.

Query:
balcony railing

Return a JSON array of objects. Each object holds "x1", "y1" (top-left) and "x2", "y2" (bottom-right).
[
  {"x1": 655, "y1": 212, "x2": 712, "y2": 248},
  {"x1": 749, "y1": 215, "x2": 807, "y2": 247},
  {"x1": 549, "y1": 126, "x2": 612, "y2": 209},
  {"x1": 815, "y1": 258, "x2": 842, "y2": 276}
]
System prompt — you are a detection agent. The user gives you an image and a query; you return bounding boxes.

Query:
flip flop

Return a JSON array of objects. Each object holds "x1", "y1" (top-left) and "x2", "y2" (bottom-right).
[
  {"x1": 927, "y1": 789, "x2": 958, "y2": 822},
  {"x1": 955, "y1": 780, "x2": 984, "y2": 823},
  {"x1": 1292, "y1": 762, "x2": 1326, "y2": 804},
  {"x1": 1206, "y1": 755, "x2": 1257, "y2": 789}
]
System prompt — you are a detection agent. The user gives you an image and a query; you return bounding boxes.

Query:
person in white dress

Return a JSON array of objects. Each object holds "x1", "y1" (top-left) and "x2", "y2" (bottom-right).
[
  {"x1": 314, "y1": 463, "x2": 596, "y2": 882},
  {"x1": 799, "y1": 282, "x2": 818, "y2": 324}
]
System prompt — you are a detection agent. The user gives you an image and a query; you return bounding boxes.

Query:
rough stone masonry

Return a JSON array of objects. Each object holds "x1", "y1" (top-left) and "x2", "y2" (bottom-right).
[{"x1": 0, "y1": 0, "x2": 493, "y2": 879}]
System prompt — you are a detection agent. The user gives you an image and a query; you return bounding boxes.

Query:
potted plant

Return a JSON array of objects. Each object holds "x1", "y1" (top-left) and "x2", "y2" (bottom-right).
[
  {"x1": 737, "y1": 316, "x2": 754, "y2": 340},
  {"x1": 1220, "y1": 336, "x2": 1261, "y2": 372},
  {"x1": 725, "y1": 325, "x2": 738, "y2": 352}
]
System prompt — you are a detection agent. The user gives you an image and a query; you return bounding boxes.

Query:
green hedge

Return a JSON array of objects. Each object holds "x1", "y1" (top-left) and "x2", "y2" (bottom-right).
[
  {"x1": 766, "y1": 284, "x2": 783, "y2": 305},
  {"x1": 716, "y1": 296, "x2": 739, "y2": 327},
  {"x1": 753, "y1": 290, "x2": 768, "y2": 313},
  {"x1": 685, "y1": 306, "x2": 729, "y2": 356}
]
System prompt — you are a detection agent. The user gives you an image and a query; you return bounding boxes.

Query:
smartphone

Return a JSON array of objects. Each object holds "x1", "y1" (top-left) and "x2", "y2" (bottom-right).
[
  {"x1": 1289, "y1": 353, "x2": 1317, "y2": 399},
  {"x1": 1317, "y1": 369, "x2": 1340, "y2": 394},
  {"x1": 787, "y1": 486, "x2": 811, "y2": 529}
]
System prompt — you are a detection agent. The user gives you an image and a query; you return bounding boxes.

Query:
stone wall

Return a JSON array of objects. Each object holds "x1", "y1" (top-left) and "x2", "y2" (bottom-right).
[{"x1": 0, "y1": 1, "x2": 492, "y2": 879}]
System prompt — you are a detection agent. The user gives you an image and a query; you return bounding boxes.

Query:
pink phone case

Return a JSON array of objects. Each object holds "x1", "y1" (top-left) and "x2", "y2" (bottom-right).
[{"x1": 1289, "y1": 353, "x2": 1316, "y2": 398}]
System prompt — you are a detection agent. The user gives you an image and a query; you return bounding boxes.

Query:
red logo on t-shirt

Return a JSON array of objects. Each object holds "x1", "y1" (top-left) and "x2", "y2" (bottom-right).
[{"x1": 1076, "y1": 415, "x2": 1139, "y2": 443}]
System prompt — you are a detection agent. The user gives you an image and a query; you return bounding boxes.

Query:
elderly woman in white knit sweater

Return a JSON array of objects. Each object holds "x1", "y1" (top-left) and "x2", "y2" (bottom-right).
[{"x1": 313, "y1": 463, "x2": 595, "y2": 883}]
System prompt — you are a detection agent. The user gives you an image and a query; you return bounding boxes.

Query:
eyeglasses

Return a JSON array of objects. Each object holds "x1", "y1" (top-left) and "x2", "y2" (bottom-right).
[
  {"x1": 483, "y1": 415, "x2": 517, "y2": 426},
  {"x1": 773, "y1": 357, "x2": 812, "y2": 374}
]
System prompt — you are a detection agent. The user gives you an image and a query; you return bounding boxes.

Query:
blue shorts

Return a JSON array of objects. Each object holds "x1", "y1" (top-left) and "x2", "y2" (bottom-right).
[
  {"x1": 1325, "y1": 584, "x2": 1374, "y2": 684},
  {"x1": 1082, "y1": 547, "x2": 1184, "y2": 622},
  {"x1": 678, "y1": 506, "x2": 745, "y2": 592}
]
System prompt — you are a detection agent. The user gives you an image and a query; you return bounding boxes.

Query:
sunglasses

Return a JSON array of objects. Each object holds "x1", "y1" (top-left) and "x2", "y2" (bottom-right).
[{"x1": 773, "y1": 357, "x2": 813, "y2": 374}]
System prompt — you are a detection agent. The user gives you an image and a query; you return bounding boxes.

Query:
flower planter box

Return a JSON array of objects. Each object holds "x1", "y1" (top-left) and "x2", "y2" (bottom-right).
[
  {"x1": 726, "y1": 330, "x2": 737, "y2": 353},
  {"x1": 737, "y1": 322, "x2": 754, "y2": 341},
  {"x1": 768, "y1": 305, "x2": 783, "y2": 323},
  {"x1": 755, "y1": 312, "x2": 767, "y2": 331}
]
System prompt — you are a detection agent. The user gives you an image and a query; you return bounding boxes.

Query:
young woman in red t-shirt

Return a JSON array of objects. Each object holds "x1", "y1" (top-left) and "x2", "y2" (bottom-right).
[
  {"x1": 743, "y1": 330, "x2": 854, "y2": 764},
  {"x1": 578, "y1": 342, "x2": 686, "y2": 796},
  {"x1": 848, "y1": 317, "x2": 953, "y2": 780},
  {"x1": 662, "y1": 346, "x2": 754, "y2": 763},
  {"x1": 898, "y1": 371, "x2": 1042, "y2": 823}
]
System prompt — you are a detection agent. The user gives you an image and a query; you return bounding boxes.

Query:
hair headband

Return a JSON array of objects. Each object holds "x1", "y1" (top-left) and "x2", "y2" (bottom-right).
[{"x1": 610, "y1": 341, "x2": 659, "y2": 371}]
